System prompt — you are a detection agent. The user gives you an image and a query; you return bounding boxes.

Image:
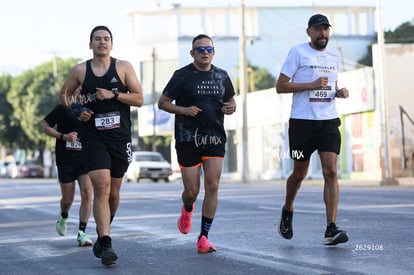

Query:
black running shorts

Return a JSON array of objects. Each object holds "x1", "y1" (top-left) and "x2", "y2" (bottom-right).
[
  {"x1": 288, "y1": 118, "x2": 341, "y2": 161},
  {"x1": 175, "y1": 142, "x2": 225, "y2": 167},
  {"x1": 57, "y1": 164, "x2": 88, "y2": 183},
  {"x1": 83, "y1": 141, "x2": 132, "y2": 178}
]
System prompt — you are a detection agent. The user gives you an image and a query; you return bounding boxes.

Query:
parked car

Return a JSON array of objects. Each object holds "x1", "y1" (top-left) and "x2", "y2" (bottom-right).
[
  {"x1": 124, "y1": 151, "x2": 172, "y2": 182},
  {"x1": 18, "y1": 160, "x2": 44, "y2": 178},
  {"x1": 0, "y1": 162, "x2": 7, "y2": 178},
  {"x1": 0, "y1": 160, "x2": 18, "y2": 178}
]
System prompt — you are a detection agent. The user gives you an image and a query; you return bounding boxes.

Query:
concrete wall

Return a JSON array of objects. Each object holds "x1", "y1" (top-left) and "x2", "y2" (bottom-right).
[{"x1": 373, "y1": 43, "x2": 414, "y2": 177}]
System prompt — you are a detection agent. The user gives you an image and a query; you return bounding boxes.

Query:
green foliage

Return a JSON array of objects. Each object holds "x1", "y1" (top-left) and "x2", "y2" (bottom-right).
[
  {"x1": 249, "y1": 64, "x2": 276, "y2": 92},
  {"x1": 385, "y1": 20, "x2": 414, "y2": 43},
  {"x1": 3, "y1": 57, "x2": 80, "y2": 153},
  {"x1": 0, "y1": 74, "x2": 20, "y2": 148},
  {"x1": 235, "y1": 62, "x2": 276, "y2": 93},
  {"x1": 358, "y1": 20, "x2": 414, "y2": 66}
]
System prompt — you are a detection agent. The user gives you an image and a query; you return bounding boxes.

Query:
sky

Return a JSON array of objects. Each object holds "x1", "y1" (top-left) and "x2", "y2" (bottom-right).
[{"x1": 1, "y1": 0, "x2": 412, "y2": 75}]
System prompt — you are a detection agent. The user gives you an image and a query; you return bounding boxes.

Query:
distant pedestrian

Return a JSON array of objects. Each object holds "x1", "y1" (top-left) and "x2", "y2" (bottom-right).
[
  {"x1": 275, "y1": 14, "x2": 349, "y2": 245},
  {"x1": 43, "y1": 103, "x2": 93, "y2": 247},
  {"x1": 158, "y1": 34, "x2": 236, "y2": 253}
]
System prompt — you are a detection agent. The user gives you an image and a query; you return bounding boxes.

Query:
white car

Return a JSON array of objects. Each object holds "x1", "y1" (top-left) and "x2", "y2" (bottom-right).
[
  {"x1": 124, "y1": 151, "x2": 172, "y2": 182},
  {"x1": 0, "y1": 160, "x2": 18, "y2": 179}
]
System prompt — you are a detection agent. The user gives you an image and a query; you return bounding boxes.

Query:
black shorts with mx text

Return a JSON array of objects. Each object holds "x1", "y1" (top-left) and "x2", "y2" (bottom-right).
[
  {"x1": 175, "y1": 142, "x2": 225, "y2": 167},
  {"x1": 288, "y1": 118, "x2": 341, "y2": 161}
]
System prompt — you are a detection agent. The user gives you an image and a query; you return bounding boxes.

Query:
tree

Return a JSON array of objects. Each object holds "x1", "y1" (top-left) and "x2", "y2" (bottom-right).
[
  {"x1": 358, "y1": 20, "x2": 414, "y2": 66},
  {"x1": 248, "y1": 64, "x2": 276, "y2": 92},
  {"x1": 0, "y1": 74, "x2": 22, "y2": 148},
  {"x1": 235, "y1": 62, "x2": 276, "y2": 93},
  {"x1": 385, "y1": 20, "x2": 414, "y2": 43},
  {"x1": 6, "y1": 57, "x2": 79, "y2": 161}
]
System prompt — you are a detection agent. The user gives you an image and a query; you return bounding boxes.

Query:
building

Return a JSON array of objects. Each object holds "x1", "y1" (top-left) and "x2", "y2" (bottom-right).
[
  {"x1": 372, "y1": 43, "x2": 414, "y2": 179},
  {"x1": 116, "y1": 2, "x2": 413, "y2": 181}
]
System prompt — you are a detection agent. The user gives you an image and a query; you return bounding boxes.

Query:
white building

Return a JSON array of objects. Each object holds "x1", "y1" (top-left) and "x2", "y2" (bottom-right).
[
  {"x1": 114, "y1": 3, "x2": 414, "y2": 182},
  {"x1": 122, "y1": 3, "x2": 376, "y2": 101}
]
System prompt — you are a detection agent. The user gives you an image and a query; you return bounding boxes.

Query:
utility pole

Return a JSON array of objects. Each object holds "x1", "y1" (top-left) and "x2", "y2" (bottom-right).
[
  {"x1": 239, "y1": 0, "x2": 249, "y2": 182},
  {"x1": 52, "y1": 51, "x2": 58, "y2": 80},
  {"x1": 376, "y1": 0, "x2": 397, "y2": 185},
  {"x1": 152, "y1": 47, "x2": 157, "y2": 152}
]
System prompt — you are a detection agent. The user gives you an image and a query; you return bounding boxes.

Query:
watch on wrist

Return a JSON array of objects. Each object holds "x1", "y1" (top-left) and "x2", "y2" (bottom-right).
[{"x1": 112, "y1": 88, "x2": 119, "y2": 100}]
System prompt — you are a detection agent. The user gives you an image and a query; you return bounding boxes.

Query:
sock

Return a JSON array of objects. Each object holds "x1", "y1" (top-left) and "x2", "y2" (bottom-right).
[
  {"x1": 200, "y1": 216, "x2": 213, "y2": 238},
  {"x1": 79, "y1": 222, "x2": 87, "y2": 233},
  {"x1": 184, "y1": 204, "x2": 193, "y2": 212},
  {"x1": 99, "y1": 235, "x2": 112, "y2": 247},
  {"x1": 327, "y1": 223, "x2": 336, "y2": 229},
  {"x1": 61, "y1": 212, "x2": 68, "y2": 219}
]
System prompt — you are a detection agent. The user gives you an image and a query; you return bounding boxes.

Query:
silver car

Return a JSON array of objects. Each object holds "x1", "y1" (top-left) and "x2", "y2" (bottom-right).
[{"x1": 124, "y1": 151, "x2": 172, "y2": 182}]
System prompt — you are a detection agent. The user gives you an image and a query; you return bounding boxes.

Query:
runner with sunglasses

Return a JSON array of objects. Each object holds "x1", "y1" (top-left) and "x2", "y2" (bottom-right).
[{"x1": 158, "y1": 34, "x2": 236, "y2": 253}]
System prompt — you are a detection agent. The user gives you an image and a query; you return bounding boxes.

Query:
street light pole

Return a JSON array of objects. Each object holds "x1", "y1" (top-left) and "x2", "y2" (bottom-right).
[
  {"x1": 239, "y1": 0, "x2": 249, "y2": 182},
  {"x1": 376, "y1": 0, "x2": 398, "y2": 185},
  {"x1": 52, "y1": 51, "x2": 58, "y2": 80},
  {"x1": 152, "y1": 47, "x2": 157, "y2": 152}
]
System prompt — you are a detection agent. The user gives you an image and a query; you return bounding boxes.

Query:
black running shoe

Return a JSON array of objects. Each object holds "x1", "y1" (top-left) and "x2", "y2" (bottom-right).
[
  {"x1": 101, "y1": 247, "x2": 118, "y2": 267},
  {"x1": 93, "y1": 239, "x2": 103, "y2": 258},
  {"x1": 98, "y1": 236, "x2": 117, "y2": 266},
  {"x1": 278, "y1": 206, "x2": 293, "y2": 239},
  {"x1": 324, "y1": 224, "x2": 348, "y2": 245}
]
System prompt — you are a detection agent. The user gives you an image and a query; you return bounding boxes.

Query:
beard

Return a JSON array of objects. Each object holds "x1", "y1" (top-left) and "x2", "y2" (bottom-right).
[{"x1": 313, "y1": 37, "x2": 329, "y2": 50}]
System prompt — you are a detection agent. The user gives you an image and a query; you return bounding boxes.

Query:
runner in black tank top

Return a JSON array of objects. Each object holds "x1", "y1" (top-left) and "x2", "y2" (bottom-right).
[
  {"x1": 81, "y1": 57, "x2": 131, "y2": 143},
  {"x1": 58, "y1": 25, "x2": 143, "y2": 266}
]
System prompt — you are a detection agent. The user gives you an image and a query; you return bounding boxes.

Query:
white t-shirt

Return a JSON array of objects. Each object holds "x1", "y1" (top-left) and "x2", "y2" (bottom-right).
[{"x1": 280, "y1": 42, "x2": 341, "y2": 120}]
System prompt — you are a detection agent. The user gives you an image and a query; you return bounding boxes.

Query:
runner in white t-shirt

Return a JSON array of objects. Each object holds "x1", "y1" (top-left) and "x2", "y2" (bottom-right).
[{"x1": 275, "y1": 14, "x2": 349, "y2": 246}]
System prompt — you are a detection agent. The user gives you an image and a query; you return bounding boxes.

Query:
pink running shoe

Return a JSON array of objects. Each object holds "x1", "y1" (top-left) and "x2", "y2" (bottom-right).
[
  {"x1": 177, "y1": 204, "x2": 194, "y2": 234},
  {"x1": 197, "y1": 236, "x2": 217, "y2": 253}
]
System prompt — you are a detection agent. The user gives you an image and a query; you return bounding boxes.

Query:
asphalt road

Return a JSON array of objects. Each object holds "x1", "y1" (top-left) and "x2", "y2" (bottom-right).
[{"x1": 0, "y1": 178, "x2": 413, "y2": 275}]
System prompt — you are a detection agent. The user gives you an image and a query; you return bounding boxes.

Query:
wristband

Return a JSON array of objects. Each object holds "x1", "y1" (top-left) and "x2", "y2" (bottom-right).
[
  {"x1": 71, "y1": 102, "x2": 89, "y2": 119},
  {"x1": 60, "y1": 133, "x2": 64, "y2": 140}
]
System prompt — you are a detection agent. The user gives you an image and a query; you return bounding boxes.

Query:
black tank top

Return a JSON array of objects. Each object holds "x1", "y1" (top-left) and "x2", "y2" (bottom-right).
[{"x1": 81, "y1": 57, "x2": 131, "y2": 143}]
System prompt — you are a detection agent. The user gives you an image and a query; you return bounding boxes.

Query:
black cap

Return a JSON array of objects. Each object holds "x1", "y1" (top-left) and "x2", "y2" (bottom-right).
[{"x1": 308, "y1": 14, "x2": 331, "y2": 28}]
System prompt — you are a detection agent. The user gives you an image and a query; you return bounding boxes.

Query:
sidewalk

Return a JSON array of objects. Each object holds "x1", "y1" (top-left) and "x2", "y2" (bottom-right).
[
  {"x1": 221, "y1": 177, "x2": 414, "y2": 187},
  {"x1": 339, "y1": 177, "x2": 414, "y2": 187}
]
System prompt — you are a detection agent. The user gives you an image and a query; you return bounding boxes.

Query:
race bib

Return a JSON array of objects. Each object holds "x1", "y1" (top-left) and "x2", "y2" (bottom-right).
[
  {"x1": 66, "y1": 140, "x2": 82, "y2": 151},
  {"x1": 309, "y1": 86, "x2": 334, "y2": 102},
  {"x1": 95, "y1": 111, "x2": 121, "y2": 130}
]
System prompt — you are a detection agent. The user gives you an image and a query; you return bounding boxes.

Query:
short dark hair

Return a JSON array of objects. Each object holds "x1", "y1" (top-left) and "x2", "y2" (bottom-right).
[
  {"x1": 192, "y1": 34, "x2": 213, "y2": 48},
  {"x1": 90, "y1": 25, "x2": 113, "y2": 42}
]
